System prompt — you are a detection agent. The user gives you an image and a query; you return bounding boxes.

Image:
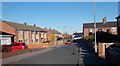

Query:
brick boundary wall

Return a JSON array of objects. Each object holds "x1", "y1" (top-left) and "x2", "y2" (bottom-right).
[
  {"x1": 98, "y1": 43, "x2": 113, "y2": 58},
  {"x1": 27, "y1": 43, "x2": 54, "y2": 49}
]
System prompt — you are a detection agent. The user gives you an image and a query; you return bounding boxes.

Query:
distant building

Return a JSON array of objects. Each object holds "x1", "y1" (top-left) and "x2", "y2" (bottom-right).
[
  {"x1": 73, "y1": 32, "x2": 83, "y2": 40},
  {"x1": 44, "y1": 28, "x2": 63, "y2": 41},
  {"x1": 51, "y1": 29, "x2": 63, "y2": 38},
  {"x1": 83, "y1": 21, "x2": 117, "y2": 37}
]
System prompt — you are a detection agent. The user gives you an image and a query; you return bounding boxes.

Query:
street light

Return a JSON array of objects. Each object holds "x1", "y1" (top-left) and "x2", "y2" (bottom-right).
[{"x1": 94, "y1": 0, "x2": 97, "y2": 53}]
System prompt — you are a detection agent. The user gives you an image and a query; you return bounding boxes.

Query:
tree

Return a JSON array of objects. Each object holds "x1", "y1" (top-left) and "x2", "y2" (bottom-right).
[{"x1": 52, "y1": 34, "x2": 56, "y2": 42}]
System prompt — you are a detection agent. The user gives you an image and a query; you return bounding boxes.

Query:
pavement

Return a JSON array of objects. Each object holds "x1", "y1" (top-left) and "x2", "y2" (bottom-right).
[
  {"x1": 75, "y1": 40, "x2": 107, "y2": 64},
  {"x1": 2, "y1": 40, "x2": 107, "y2": 65}
]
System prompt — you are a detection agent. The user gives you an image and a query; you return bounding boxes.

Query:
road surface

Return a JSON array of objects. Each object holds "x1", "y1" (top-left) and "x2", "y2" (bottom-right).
[{"x1": 9, "y1": 40, "x2": 106, "y2": 65}]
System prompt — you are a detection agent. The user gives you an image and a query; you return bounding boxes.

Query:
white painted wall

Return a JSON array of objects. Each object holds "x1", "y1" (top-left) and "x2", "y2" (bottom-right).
[{"x1": 0, "y1": 35, "x2": 12, "y2": 45}]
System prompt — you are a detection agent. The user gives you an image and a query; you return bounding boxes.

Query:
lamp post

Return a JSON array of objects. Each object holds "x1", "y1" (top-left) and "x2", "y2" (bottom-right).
[{"x1": 94, "y1": 0, "x2": 97, "y2": 53}]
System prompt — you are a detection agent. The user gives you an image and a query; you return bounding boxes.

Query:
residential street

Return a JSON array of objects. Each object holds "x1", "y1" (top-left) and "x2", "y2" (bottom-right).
[
  {"x1": 1, "y1": 2, "x2": 120, "y2": 66},
  {"x1": 10, "y1": 40, "x2": 106, "y2": 65}
]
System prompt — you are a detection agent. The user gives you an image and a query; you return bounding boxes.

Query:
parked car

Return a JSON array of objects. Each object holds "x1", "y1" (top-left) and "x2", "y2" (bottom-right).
[
  {"x1": 11, "y1": 42, "x2": 28, "y2": 51},
  {"x1": 72, "y1": 40, "x2": 78, "y2": 43},
  {"x1": 65, "y1": 40, "x2": 71, "y2": 44}
]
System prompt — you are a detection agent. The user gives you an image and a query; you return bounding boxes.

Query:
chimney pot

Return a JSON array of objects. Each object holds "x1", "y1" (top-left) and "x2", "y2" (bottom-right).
[
  {"x1": 24, "y1": 22, "x2": 27, "y2": 25},
  {"x1": 45, "y1": 27, "x2": 47, "y2": 29},
  {"x1": 34, "y1": 24, "x2": 36, "y2": 27},
  {"x1": 103, "y1": 17, "x2": 106, "y2": 24}
]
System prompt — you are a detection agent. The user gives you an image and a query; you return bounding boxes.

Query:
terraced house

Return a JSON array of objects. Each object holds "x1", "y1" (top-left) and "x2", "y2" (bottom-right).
[
  {"x1": 0, "y1": 20, "x2": 47, "y2": 45},
  {"x1": 44, "y1": 28, "x2": 63, "y2": 45}
]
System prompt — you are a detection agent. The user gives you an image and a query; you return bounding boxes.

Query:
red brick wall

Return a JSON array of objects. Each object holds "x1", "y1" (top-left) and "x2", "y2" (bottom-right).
[
  {"x1": 83, "y1": 27, "x2": 117, "y2": 37},
  {"x1": 45, "y1": 29, "x2": 52, "y2": 41},
  {"x1": 98, "y1": 43, "x2": 103, "y2": 57},
  {"x1": 27, "y1": 43, "x2": 54, "y2": 49},
  {"x1": 83, "y1": 28, "x2": 89, "y2": 37},
  {"x1": 98, "y1": 43, "x2": 112, "y2": 57},
  {"x1": 14, "y1": 30, "x2": 18, "y2": 42}
]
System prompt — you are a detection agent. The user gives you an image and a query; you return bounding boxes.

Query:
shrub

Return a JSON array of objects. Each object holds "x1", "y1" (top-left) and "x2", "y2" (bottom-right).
[
  {"x1": 84, "y1": 36, "x2": 90, "y2": 41},
  {"x1": 84, "y1": 33, "x2": 95, "y2": 42}
]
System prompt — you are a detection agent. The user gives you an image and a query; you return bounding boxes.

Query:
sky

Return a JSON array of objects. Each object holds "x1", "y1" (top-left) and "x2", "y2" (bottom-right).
[
  {"x1": 2, "y1": 2, "x2": 118, "y2": 34},
  {"x1": 2, "y1": 0, "x2": 120, "y2": 2}
]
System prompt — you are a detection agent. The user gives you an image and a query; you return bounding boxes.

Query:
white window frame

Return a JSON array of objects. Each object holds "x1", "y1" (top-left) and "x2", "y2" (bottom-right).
[
  {"x1": 89, "y1": 28, "x2": 93, "y2": 32},
  {"x1": 111, "y1": 27, "x2": 116, "y2": 32}
]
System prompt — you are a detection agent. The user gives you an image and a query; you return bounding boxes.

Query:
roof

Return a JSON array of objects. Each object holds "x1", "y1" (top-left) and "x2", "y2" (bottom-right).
[
  {"x1": 2, "y1": 20, "x2": 46, "y2": 32},
  {"x1": 49, "y1": 29, "x2": 62, "y2": 34},
  {"x1": 83, "y1": 21, "x2": 117, "y2": 28}
]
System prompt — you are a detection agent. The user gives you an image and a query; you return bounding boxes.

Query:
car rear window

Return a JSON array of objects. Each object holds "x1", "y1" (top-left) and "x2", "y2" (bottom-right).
[
  {"x1": 22, "y1": 43, "x2": 26, "y2": 46},
  {"x1": 67, "y1": 40, "x2": 71, "y2": 42},
  {"x1": 11, "y1": 43, "x2": 20, "y2": 46}
]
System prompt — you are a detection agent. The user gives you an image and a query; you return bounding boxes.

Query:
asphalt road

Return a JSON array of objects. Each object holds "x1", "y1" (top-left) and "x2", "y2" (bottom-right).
[
  {"x1": 12, "y1": 44, "x2": 79, "y2": 64},
  {"x1": 10, "y1": 40, "x2": 106, "y2": 65}
]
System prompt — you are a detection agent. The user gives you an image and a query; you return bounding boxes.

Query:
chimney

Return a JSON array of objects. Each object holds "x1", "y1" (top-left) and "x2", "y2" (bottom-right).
[
  {"x1": 33, "y1": 24, "x2": 36, "y2": 27},
  {"x1": 49, "y1": 28, "x2": 51, "y2": 30},
  {"x1": 24, "y1": 22, "x2": 27, "y2": 25},
  {"x1": 103, "y1": 17, "x2": 106, "y2": 24},
  {"x1": 45, "y1": 27, "x2": 47, "y2": 29}
]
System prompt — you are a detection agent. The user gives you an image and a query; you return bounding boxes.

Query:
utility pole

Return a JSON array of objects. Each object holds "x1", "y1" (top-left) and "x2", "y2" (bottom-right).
[
  {"x1": 63, "y1": 26, "x2": 65, "y2": 43},
  {"x1": 64, "y1": 26, "x2": 65, "y2": 34},
  {"x1": 94, "y1": 0, "x2": 97, "y2": 53}
]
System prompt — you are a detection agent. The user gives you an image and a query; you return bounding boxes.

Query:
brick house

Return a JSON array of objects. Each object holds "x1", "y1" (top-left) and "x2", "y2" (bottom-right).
[
  {"x1": 0, "y1": 20, "x2": 47, "y2": 44},
  {"x1": 49, "y1": 29, "x2": 63, "y2": 45},
  {"x1": 50, "y1": 29, "x2": 63, "y2": 38},
  {"x1": 83, "y1": 21, "x2": 118, "y2": 57},
  {"x1": 83, "y1": 21, "x2": 117, "y2": 37}
]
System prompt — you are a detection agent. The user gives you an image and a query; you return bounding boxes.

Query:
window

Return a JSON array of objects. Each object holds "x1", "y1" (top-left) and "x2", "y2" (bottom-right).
[
  {"x1": 18, "y1": 30, "x2": 23, "y2": 40},
  {"x1": 31, "y1": 31, "x2": 34, "y2": 34},
  {"x1": 111, "y1": 27, "x2": 116, "y2": 32},
  {"x1": 11, "y1": 43, "x2": 20, "y2": 46},
  {"x1": 88, "y1": 28, "x2": 92, "y2": 32},
  {"x1": 32, "y1": 40, "x2": 34, "y2": 43},
  {"x1": 24, "y1": 31, "x2": 28, "y2": 39},
  {"x1": 36, "y1": 39, "x2": 38, "y2": 43},
  {"x1": 98, "y1": 29, "x2": 102, "y2": 31},
  {"x1": 106, "y1": 29, "x2": 110, "y2": 33},
  {"x1": 36, "y1": 31, "x2": 38, "y2": 34},
  {"x1": 22, "y1": 43, "x2": 26, "y2": 46}
]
